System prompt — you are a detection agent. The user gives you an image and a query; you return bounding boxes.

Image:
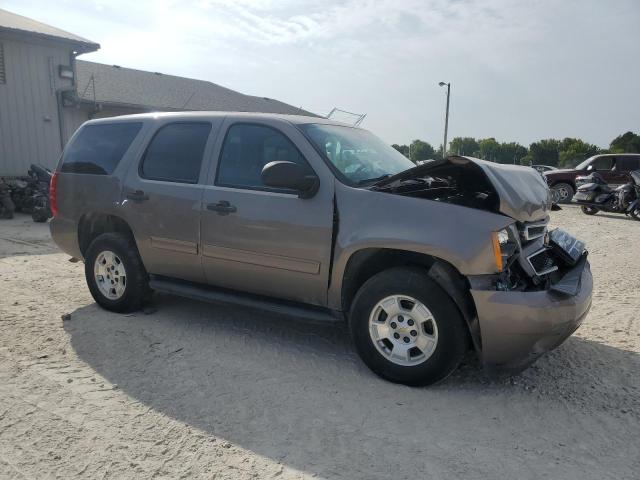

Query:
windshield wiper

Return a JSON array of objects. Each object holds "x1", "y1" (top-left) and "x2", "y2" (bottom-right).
[{"x1": 357, "y1": 174, "x2": 391, "y2": 186}]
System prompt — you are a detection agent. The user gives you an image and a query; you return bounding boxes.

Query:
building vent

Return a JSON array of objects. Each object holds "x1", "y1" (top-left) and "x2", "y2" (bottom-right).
[{"x1": 0, "y1": 43, "x2": 5, "y2": 84}]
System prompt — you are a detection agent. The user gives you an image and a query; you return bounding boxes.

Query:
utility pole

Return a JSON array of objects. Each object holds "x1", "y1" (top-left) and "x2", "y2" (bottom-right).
[{"x1": 438, "y1": 82, "x2": 451, "y2": 157}]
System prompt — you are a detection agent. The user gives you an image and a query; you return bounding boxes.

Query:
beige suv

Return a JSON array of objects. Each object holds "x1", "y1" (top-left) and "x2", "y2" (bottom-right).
[{"x1": 50, "y1": 112, "x2": 592, "y2": 386}]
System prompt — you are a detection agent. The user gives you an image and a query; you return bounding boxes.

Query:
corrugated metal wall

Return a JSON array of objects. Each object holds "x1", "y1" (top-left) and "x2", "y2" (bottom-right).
[{"x1": 0, "y1": 34, "x2": 74, "y2": 176}]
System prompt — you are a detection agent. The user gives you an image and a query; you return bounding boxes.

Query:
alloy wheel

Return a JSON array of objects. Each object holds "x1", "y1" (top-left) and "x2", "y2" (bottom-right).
[
  {"x1": 368, "y1": 295, "x2": 439, "y2": 367},
  {"x1": 554, "y1": 185, "x2": 571, "y2": 202},
  {"x1": 93, "y1": 250, "x2": 127, "y2": 300}
]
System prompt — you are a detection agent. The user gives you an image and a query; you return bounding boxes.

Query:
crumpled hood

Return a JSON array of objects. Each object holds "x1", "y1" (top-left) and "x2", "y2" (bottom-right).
[
  {"x1": 464, "y1": 157, "x2": 551, "y2": 222},
  {"x1": 373, "y1": 156, "x2": 551, "y2": 223}
]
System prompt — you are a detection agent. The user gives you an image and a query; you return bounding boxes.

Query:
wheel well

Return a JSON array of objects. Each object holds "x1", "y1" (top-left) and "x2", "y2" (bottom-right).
[
  {"x1": 341, "y1": 248, "x2": 479, "y2": 350},
  {"x1": 341, "y1": 249, "x2": 440, "y2": 313},
  {"x1": 78, "y1": 213, "x2": 135, "y2": 257}
]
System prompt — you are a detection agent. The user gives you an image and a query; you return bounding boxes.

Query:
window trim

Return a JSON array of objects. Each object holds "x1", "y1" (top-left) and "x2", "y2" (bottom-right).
[
  {"x1": 214, "y1": 121, "x2": 317, "y2": 194},
  {"x1": 138, "y1": 121, "x2": 213, "y2": 185}
]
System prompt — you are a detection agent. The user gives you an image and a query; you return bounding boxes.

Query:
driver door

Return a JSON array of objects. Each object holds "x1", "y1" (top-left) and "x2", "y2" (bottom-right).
[{"x1": 200, "y1": 118, "x2": 335, "y2": 307}]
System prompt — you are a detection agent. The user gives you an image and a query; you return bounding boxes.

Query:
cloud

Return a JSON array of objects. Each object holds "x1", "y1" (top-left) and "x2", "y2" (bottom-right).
[{"x1": 3, "y1": 0, "x2": 640, "y2": 146}]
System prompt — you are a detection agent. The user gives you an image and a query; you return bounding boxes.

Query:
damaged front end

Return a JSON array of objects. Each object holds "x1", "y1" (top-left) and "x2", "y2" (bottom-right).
[
  {"x1": 371, "y1": 155, "x2": 583, "y2": 293},
  {"x1": 484, "y1": 220, "x2": 588, "y2": 294},
  {"x1": 371, "y1": 156, "x2": 592, "y2": 369}
]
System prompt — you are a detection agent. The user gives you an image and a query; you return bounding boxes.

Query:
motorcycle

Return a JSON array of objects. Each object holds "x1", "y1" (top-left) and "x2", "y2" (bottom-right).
[
  {"x1": 573, "y1": 170, "x2": 640, "y2": 220},
  {"x1": 0, "y1": 178, "x2": 15, "y2": 219},
  {"x1": 9, "y1": 164, "x2": 53, "y2": 222}
]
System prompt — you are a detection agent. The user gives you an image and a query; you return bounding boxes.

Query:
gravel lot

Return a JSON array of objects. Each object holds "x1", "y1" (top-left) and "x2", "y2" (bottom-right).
[{"x1": 1, "y1": 205, "x2": 639, "y2": 480}]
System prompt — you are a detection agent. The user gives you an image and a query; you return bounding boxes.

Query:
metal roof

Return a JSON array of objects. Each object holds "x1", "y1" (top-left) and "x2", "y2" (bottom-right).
[
  {"x1": 75, "y1": 61, "x2": 316, "y2": 117},
  {"x1": 0, "y1": 8, "x2": 99, "y2": 52}
]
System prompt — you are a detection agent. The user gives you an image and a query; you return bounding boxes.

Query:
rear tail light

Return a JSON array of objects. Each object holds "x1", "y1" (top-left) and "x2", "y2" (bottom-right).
[{"x1": 49, "y1": 172, "x2": 59, "y2": 218}]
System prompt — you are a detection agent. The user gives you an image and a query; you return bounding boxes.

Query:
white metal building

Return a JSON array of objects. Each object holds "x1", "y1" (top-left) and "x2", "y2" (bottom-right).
[{"x1": 0, "y1": 8, "x2": 313, "y2": 176}]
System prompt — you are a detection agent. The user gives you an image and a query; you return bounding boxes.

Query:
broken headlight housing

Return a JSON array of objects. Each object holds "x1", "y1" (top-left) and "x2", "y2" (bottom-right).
[{"x1": 491, "y1": 225, "x2": 519, "y2": 272}]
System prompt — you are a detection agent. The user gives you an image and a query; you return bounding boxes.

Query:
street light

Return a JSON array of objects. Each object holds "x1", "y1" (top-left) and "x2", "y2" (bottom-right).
[{"x1": 439, "y1": 82, "x2": 450, "y2": 157}]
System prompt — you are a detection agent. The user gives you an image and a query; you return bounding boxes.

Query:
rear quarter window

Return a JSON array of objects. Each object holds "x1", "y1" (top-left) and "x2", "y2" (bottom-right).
[{"x1": 61, "y1": 122, "x2": 143, "y2": 175}]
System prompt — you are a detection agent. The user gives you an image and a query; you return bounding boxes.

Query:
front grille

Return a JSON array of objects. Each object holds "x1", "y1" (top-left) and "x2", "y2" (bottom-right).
[
  {"x1": 520, "y1": 220, "x2": 548, "y2": 242},
  {"x1": 527, "y1": 248, "x2": 558, "y2": 276}
]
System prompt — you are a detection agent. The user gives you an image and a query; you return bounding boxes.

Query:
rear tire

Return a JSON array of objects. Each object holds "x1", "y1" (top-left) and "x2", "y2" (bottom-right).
[
  {"x1": 349, "y1": 266, "x2": 468, "y2": 386},
  {"x1": 581, "y1": 206, "x2": 599, "y2": 215},
  {"x1": 84, "y1": 233, "x2": 150, "y2": 313},
  {"x1": 552, "y1": 182, "x2": 574, "y2": 204}
]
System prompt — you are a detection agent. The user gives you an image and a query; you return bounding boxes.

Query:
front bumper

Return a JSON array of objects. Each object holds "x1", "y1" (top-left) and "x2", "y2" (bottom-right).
[{"x1": 470, "y1": 259, "x2": 593, "y2": 370}]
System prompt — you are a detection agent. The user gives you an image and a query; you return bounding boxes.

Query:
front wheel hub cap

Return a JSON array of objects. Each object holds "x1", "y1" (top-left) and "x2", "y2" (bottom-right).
[
  {"x1": 94, "y1": 250, "x2": 127, "y2": 300},
  {"x1": 368, "y1": 295, "x2": 439, "y2": 366}
]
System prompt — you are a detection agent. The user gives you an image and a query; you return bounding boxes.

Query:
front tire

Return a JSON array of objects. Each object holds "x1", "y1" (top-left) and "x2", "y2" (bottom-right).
[
  {"x1": 581, "y1": 206, "x2": 599, "y2": 215},
  {"x1": 552, "y1": 182, "x2": 575, "y2": 204},
  {"x1": 349, "y1": 267, "x2": 468, "y2": 386},
  {"x1": 84, "y1": 233, "x2": 150, "y2": 313}
]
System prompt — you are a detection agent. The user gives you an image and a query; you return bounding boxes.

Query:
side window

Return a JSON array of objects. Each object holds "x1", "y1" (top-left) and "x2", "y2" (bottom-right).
[
  {"x1": 140, "y1": 122, "x2": 211, "y2": 184},
  {"x1": 617, "y1": 157, "x2": 640, "y2": 171},
  {"x1": 591, "y1": 156, "x2": 613, "y2": 170},
  {"x1": 61, "y1": 123, "x2": 142, "y2": 175},
  {"x1": 216, "y1": 124, "x2": 312, "y2": 190}
]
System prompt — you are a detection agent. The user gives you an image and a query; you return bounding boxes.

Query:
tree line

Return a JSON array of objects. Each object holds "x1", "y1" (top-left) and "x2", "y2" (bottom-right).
[{"x1": 392, "y1": 131, "x2": 640, "y2": 167}]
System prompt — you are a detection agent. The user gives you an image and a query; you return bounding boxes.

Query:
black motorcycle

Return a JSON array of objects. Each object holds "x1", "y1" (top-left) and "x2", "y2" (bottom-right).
[
  {"x1": 573, "y1": 170, "x2": 640, "y2": 220},
  {"x1": 0, "y1": 178, "x2": 15, "y2": 219},
  {"x1": 10, "y1": 164, "x2": 53, "y2": 222}
]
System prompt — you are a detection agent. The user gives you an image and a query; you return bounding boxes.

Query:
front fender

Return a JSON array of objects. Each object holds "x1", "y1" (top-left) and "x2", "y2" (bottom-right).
[{"x1": 327, "y1": 182, "x2": 513, "y2": 310}]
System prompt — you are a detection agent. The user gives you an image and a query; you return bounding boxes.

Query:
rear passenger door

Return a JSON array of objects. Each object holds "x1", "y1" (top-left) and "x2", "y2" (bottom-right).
[
  {"x1": 200, "y1": 119, "x2": 335, "y2": 307},
  {"x1": 121, "y1": 120, "x2": 220, "y2": 283}
]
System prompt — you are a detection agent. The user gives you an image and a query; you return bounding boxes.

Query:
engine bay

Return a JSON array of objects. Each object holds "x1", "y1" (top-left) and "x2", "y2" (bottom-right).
[{"x1": 370, "y1": 160, "x2": 501, "y2": 214}]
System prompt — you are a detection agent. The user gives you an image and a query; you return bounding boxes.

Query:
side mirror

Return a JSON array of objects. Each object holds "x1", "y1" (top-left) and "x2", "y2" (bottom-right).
[
  {"x1": 261, "y1": 161, "x2": 319, "y2": 199},
  {"x1": 586, "y1": 164, "x2": 593, "y2": 171}
]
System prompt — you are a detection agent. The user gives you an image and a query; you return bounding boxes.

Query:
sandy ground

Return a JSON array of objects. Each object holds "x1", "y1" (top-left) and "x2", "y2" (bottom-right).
[{"x1": 0, "y1": 206, "x2": 639, "y2": 480}]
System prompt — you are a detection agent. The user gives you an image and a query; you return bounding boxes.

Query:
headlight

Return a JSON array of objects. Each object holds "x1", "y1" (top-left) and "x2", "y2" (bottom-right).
[
  {"x1": 491, "y1": 227, "x2": 518, "y2": 272},
  {"x1": 496, "y1": 229, "x2": 509, "y2": 245}
]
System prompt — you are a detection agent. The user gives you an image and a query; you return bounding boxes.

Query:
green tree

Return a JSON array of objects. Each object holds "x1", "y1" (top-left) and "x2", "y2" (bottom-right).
[
  {"x1": 478, "y1": 138, "x2": 501, "y2": 162},
  {"x1": 610, "y1": 131, "x2": 640, "y2": 153},
  {"x1": 392, "y1": 144, "x2": 410, "y2": 158},
  {"x1": 434, "y1": 144, "x2": 444, "y2": 161},
  {"x1": 497, "y1": 142, "x2": 528, "y2": 164},
  {"x1": 409, "y1": 139, "x2": 435, "y2": 162},
  {"x1": 527, "y1": 139, "x2": 561, "y2": 167},
  {"x1": 449, "y1": 137, "x2": 480, "y2": 156},
  {"x1": 557, "y1": 138, "x2": 600, "y2": 167}
]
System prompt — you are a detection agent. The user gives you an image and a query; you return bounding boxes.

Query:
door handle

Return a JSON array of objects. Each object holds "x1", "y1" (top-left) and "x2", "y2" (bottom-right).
[
  {"x1": 207, "y1": 200, "x2": 237, "y2": 215},
  {"x1": 126, "y1": 190, "x2": 149, "y2": 202}
]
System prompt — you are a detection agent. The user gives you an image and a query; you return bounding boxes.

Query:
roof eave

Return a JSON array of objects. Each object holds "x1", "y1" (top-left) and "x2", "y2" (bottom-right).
[{"x1": 0, "y1": 26, "x2": 99, "y2": 53}]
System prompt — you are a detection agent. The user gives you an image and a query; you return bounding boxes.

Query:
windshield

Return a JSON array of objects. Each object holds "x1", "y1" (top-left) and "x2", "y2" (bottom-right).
[{"x1": 300, "y1": 123, "x2": 415, "y2": 184}]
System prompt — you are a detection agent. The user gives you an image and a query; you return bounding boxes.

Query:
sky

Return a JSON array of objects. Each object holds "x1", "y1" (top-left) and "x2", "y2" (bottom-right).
[{"x1": 3, "y1": 0, "x2": 639, "y2": 148}]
